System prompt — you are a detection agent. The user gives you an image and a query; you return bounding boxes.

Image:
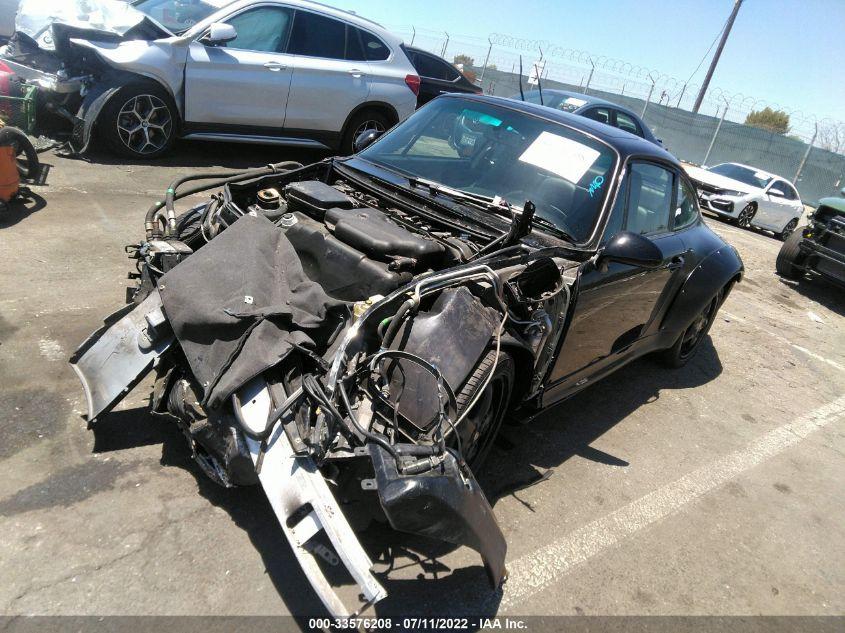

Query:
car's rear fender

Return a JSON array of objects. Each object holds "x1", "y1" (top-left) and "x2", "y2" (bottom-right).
[{"x1": 659, "y1": 245, "x2": 743, "y2": 337}]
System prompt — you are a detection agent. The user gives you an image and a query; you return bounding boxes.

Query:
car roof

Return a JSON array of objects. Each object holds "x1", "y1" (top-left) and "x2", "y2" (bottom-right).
[
  {"x1": 445, "y1": 94, "x2": 678, "y2": 164},
  {"x1": 205, "y1": 0, "x2": 398, "y2": 43}
]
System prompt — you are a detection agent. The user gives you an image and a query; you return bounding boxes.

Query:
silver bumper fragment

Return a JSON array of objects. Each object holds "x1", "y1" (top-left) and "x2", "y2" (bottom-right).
[
  {"x1": 237, "y1": 379, "x2": 387, "y2": 617},
  {"x1": 70, "y1": 290, "x2": 174, "y2": 421}
]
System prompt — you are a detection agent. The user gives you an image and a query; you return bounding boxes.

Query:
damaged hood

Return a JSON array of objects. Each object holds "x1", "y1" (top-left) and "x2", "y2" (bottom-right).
[{"x1": 14, "y1": 0, "x2": 172, "y2": 51}]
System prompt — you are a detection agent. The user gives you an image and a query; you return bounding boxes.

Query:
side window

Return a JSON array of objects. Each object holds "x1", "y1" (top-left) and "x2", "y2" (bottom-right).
[
  {"x1": 220, "y1": 6, "x2": 292, "y2": 53},
  {"x1": 582, "y1": 107, "x2": 611, "y2": 125},
  {"x1": 787, "y1": 183, "x2": 800, "y2": 201},
  {"x1": 625, "y1": 162, "x2": 673, "y2": 235},
  {"x1": 673, "y1": 177, "x2": 699, "y2": 230},
  {"x1": 415, "y1": 53, "x2": 459, "y2": 80},
  {"x1": 358, "y1": 29, "x2": 390, "y2": 61},
  {"x1": 769, "y1": 181, "x2": 796, "y2": 200},
  {"x1": 601, "y1": 175, "x2": 628, "y2": 245},
  {"x1": 288, "y1": 11, "x2": 346, "y2": 59},
  {"x1": 615, "y1": 111, "x2": 642, "y2": 137}
]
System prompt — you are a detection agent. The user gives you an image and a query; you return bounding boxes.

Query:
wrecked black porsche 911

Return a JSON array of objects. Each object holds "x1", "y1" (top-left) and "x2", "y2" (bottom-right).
[{"x1": 71, "y1": 94, "x2": 743, "y2": 616}]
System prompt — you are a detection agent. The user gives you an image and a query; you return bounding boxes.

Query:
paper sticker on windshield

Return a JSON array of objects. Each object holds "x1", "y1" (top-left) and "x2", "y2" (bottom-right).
[
  {"x1": 518, "y1": 131, "x2": 601, "y2": 183},
  {"x1": 564, "y1": 97, "x2": 588, "y2": 108}
]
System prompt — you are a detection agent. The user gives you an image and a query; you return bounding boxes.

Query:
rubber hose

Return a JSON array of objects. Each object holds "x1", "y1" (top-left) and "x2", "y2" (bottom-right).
[
  {"x1": 145, "y1": 161, "x2": 303, "y2": 238},
  {"x1": 381, "y1": 298, "x2": 417, "y2": 349}
]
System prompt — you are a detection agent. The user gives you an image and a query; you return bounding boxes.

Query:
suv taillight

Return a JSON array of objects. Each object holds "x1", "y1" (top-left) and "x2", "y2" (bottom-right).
[{"x1": 404, "y1": 74, "x2": 421, "y2": 96}]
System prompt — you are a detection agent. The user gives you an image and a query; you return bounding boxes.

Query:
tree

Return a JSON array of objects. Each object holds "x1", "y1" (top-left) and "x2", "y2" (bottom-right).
[
  {"x1": 744, "y1": 107, "x2": 790, "y2": 135},
  {"x1": 453, "y1": 54, "x2": 474, "y2": 68},
  {"x1": 487, "y1": 63, "x2": 497, "y2": 71},
  {"x1": 818, "y1": 122, "x2": 845, "y2": 155}
]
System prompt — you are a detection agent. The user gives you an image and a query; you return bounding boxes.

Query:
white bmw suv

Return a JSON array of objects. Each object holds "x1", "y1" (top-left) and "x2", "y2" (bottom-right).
[
  {"x1": 5, "y1": 0, "x2": 421, "y2": 157},
  {"x1": 685, "y1": 162, "x2": 804, "y2": 240}
]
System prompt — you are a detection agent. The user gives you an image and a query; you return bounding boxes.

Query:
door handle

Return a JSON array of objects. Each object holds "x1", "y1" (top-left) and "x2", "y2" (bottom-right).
[
  {"x1": 264, "y1": 61, "x2": 286, "y2": 71},
  {"x1": 348, "y1": 68, "x2": 366, "y2": 77},
  {"x1": 667, "y1": 256, "x2": 685, "y2": 271}
]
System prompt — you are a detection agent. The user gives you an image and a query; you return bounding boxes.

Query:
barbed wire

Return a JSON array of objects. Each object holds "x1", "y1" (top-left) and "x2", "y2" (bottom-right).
[{"x1": 389, "y1": 25, "x2": 842, "y2": 144}]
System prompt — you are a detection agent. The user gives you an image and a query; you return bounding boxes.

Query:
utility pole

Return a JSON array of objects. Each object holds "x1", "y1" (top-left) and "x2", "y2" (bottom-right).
[{"x1": 692, "y1": 0, "x2": 743, "y2": 113}]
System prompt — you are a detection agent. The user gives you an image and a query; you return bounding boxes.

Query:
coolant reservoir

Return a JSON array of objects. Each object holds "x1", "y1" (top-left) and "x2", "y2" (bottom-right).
[{"x1": 352, "y1": 294, "x2": 385, "y2": 321}]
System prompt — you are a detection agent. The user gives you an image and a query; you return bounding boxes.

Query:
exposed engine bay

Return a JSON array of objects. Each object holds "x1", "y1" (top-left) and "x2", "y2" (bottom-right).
[{"x1": 71, "y1": 159, "x2": 576, "y2": 616}]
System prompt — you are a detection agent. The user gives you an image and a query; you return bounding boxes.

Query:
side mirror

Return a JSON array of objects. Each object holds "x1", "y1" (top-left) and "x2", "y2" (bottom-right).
[
  {"x1": 353, "y1": 128, "x2": 382, "y2": 153},
  {"x1": 201, "y1": 22, "x2": 237, "y2": 46},
  {"x1": 599, "y1": 231, "x2": 663, "y2": 269}
]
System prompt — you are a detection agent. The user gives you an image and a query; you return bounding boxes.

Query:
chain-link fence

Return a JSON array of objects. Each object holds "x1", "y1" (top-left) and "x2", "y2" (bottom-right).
[{"x1": 393, "y1": 26, "x2": 845, "y2": 207}]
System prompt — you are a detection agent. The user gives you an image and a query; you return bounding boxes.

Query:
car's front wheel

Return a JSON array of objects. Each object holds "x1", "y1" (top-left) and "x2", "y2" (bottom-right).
[
  {"x1": 776, "y1": 228, "x2": 805, "y2": 280},
  {"x1": 735, "y1": 203, "x2": 756, "y2": 228},
  {"x1": 99, "y1": 83, "x2": 177, "y2": 159},
  {"x1": 454, "y1": 350, "x2": 514, "y2": 470},
  {"x1": 660, "y1": 288, "x2": 724, "y2": 368},
  {"x1": 777, "y1": 218, "x2": 799, "y2": 241}
]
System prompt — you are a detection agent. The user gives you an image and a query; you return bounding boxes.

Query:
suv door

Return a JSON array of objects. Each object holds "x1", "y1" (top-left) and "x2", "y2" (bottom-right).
[
  {"x1": 412, "y1": 51, "x2": 464, "y2": 105},
  {"x1": 283, "y1": 10, "x2": 372, "y2": 135},
  {"x1": 547, "y1": 161, "x2": 688, "y2": 398},
  {"x1": 184, "y1": 5, "x2": 294, "y2": 129}
]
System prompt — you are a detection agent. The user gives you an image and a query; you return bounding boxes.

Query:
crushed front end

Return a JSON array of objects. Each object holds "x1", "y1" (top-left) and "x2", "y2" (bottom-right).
[{"x1": 71, "y1": 158, "x2": 574, "y2": 616}]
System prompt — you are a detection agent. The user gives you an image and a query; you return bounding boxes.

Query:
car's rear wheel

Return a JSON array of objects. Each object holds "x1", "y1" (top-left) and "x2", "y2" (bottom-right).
[
  {"x1": 99, "y1": 83, "x2": 177, "y2": 159},
  {"x1": 736, "y1": 203, "x2": 756, "y2": 228},
  {"x1": 660, "y1": 289, "x2": 723, "y2": 368},
  {"x1": 453, "y1": 350, "x2": 514, "y2": 470},
  {"x1": 342, "y1": 109, "x2": 391, "y2": 155},
  {"x1": 776, "y1": 228, "x2": 805, "y2": 280},
  {"x1": 778, "y1": 218, "x2": 799, "y2": 241}
]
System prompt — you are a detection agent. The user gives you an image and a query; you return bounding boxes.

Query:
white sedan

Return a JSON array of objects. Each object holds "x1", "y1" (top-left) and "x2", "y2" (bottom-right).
[{"x1": 684, "y1": 162, "x2": 804, "y2": 240}]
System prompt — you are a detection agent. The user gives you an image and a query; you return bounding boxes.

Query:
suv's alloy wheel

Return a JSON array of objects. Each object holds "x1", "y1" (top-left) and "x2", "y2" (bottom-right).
[{"x1": 116, "y1": 94, "x2": 174, "y2": 156}]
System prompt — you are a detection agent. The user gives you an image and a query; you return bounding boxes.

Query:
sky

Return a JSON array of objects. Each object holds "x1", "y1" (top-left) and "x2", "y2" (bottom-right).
[{"x1": 337, "y1": 0, "x2": 845, "y2": 124}]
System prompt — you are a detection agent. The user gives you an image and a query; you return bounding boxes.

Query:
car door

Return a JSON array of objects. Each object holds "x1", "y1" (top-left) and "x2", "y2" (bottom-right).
[
  {"x1": 613, "y1": 109, "x2": 644, "y2": 139},
  {"x1": 413, "y1": 51, "x2": 463, "y2": 106},
  {"x1": 184, "y1": 4, "x2": 295, "y2": 129},
  {"x1": 547, "y1": 161, "x2": 688, "y2": 395},
  {"x1": 282, "y1": 10, "x2": 371, "y2": 134},
  {"x1": 760, "y1": 179, "x2": 797, "y2": 230}
]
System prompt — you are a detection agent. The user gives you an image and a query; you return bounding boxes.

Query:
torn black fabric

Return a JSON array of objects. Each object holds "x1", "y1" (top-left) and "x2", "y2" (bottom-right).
[{"x1": 159, "y1": 214, "x2": 344, "y2": 409}]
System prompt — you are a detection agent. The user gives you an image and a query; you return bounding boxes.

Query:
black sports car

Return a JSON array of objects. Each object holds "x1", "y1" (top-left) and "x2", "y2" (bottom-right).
[{"x1": 71, "y1": 95, "x2": 743, "y2": 617}]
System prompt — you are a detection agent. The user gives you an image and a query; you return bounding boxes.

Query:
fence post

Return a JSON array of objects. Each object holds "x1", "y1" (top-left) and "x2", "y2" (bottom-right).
[
  {"x1": 703, "y1": 100, "x2": 729, "y2": 165},
  {"x1": 583, "y1": 58, "x2": 596, "y2": 95},
  {"x1": 440, "y1": 32, "x2": 449, "y2": 58},
  {"x1": 641, "y1": 73, "x2": 656, "y2": 118},
  {"x1": 793, "y1": 123, "x2": 818, "y2": 185},
  {"x1": 676, "y1": 82, "x2": 687, "y2": 108},
  {"x1": 478, "y1": 37, "x2": 493, "y2": 84}
]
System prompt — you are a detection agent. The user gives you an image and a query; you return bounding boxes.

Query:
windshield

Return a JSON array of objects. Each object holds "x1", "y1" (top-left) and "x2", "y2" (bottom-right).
[
  {"x1": 709, "y1": 163, "x2": 772, "y2": 189},
  {"x1": 133, "y1": 0, "x2": 227, "y2": 33},
  {"x1": 359, "y1": 98, "x2": 617, "y2": 243}
]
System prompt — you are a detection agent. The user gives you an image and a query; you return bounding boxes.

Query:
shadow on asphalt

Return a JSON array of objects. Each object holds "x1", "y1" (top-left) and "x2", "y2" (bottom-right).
[
  {"x1": 75, "y1": 140, "x2": 331, "y2": 171},
  {"x1": 88, "y1": 337, "x2": 722, "y2": 620},
  {"x1": 0, "y1": 189, "x2": 47, "y2": 229},
  {"x1": 778, "y1": 277, "x2": 845, "y2": 318}
]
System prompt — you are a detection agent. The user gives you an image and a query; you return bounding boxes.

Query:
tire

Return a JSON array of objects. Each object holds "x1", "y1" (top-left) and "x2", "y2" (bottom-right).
[
  {"x1": 660, "y1": 289, "x2": 723, "y2": 369},
  {"x1": 98, "y1": 82, "x2": 177, "y2": 159},
  {"x1": 776, "y1": 228, "x2": 805, "y2": 280},
  {"x1": 341, "y1": 109, "x2": 391, "y2": 155},
  {"x1": 735, "y1": 202, "x2": 756, "y2": 228},
  {"x1": 453, "y1": 350, "x2": 515, "y2": 471},
  {"x1": 777, "y1": 218, "x2": 799, "y2": 241},
  {"x1": 0, "y1": 126, "x2": 39, "y2": 180}
]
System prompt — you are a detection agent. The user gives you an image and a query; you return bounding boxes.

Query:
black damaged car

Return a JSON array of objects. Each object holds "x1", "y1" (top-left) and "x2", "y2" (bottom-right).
[{"x1": 71, "y1": 95, "x2": 743, "y2": 616}]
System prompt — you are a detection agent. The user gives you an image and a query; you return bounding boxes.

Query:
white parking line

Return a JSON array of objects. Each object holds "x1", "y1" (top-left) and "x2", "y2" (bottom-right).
[
  {"x1": 722, "y1": 310, "x2": 844, "y2": 372},
  {"x1": 494, "y1": 395, "x2": 845, "y2": 611}
]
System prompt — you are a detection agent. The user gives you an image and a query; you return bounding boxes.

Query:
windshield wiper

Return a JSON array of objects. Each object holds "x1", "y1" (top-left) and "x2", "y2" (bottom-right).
[
  {"x1": 406, "y1": 177, "x2": 501, "y2": 212},
  {"x1": 529, "y1": 215, "x2": 578, "y2": 243}
]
